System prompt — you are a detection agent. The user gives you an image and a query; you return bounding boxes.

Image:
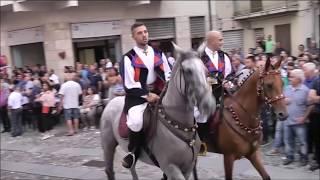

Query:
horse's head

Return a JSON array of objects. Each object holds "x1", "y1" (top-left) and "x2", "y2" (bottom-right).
[
  {"x1": 258, "y1": 57, "x2": 288, "y2": 120},
  {"x1": 171, "y1": 42, "x2": 216, "y2": 118}
]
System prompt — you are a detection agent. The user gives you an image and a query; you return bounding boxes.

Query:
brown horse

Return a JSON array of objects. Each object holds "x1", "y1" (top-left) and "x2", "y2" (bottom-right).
[{"x1": 203, "y1": 57, "x2": 288, "y2": 180}]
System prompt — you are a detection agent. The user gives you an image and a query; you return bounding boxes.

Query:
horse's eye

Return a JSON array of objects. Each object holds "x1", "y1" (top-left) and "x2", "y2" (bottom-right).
[
  {"x1": 266, "y1": 84, "x2": 273, "y2": 89},
  {"x1": 185, "y1": 69, "x2": 192, "y2": 74}
]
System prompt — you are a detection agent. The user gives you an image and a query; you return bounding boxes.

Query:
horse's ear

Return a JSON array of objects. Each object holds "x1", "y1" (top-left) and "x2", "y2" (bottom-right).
[
  {"x1": 274, "y1": 56, "x2": 283, "y2": 69},
  {"x1": 197, "y1": 41, "x2": 207, "y2": 56},
  {"x1": 172, "y1": 42, "x2": 184, "y2": 54},
  {"x1": 172, "y1": 42, "x2": 184, "y2": 63},
  {"x1": 265, "y1": 56, "x2": 271, "y2": 71}
]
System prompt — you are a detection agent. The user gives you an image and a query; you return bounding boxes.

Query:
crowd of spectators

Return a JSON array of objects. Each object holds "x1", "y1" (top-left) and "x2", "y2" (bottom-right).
[{"x1": 0, "y1": 58, "x2": 125, "y2": 140}]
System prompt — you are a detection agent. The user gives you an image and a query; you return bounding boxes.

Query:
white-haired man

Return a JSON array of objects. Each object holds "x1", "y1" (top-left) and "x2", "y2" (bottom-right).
[
  {"x1": 308, "y1": 69, "x2": 320, "y2": 171},
  {"x1": 283, "y1": 69, "x2": 310, "y2": 166},
  {"x1": 302, "y1": 62, "x2": 318, "y2": 157},
  {"x1": 303, "y1": 62, "x2": 317, "y2": 88}
]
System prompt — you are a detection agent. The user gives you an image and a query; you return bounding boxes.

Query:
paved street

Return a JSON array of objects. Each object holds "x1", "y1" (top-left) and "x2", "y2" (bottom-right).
[{"x1": 1, "y1": 125, "x2": 319, "y2": 180}]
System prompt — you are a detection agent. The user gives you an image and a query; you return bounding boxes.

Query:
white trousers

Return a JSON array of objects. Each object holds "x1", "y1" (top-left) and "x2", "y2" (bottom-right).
[
  {"x1": 194, "y1": 106, "x2": 208, "y2": 123},
  {"x1": 126, "y1": 103, "x2": 148, "y2": 132}
]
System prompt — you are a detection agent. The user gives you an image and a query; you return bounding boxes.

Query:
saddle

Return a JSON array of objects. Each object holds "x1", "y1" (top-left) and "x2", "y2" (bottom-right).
[
  {"x1": 208, "y1": 109, "x2": 222, "y2": 133},
  {"x1": 118, "y1": 104, "x2": 156, "y2": 141},
  {"x1": 208, "y1": 90, "x2": 233, "y2": 134}
]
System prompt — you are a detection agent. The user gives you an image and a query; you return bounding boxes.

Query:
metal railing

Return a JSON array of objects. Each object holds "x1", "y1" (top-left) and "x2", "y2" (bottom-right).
[{"x1": 234, "y1": 0, "x2": 299, "y2": 17}]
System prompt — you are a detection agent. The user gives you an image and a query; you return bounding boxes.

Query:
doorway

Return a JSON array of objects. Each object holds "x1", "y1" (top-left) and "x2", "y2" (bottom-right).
[
  {"x1": 275, "y1": 24, "x2": 291, "y2": 54},
  {"x1": 73, "y1": 36, "x2": 121, "y2": 65}
]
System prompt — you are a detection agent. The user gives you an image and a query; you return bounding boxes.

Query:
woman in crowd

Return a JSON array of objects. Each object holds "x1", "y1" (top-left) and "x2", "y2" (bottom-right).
[
  {"x1": 106, "y1": 67, "x2": 125, "y2": 100},
  {"x1": 80, "y1": 87, "x2": 100, "y2": 131},
  {"x1": 35, "y1": 81, "x2": 56, "y2": 140}
]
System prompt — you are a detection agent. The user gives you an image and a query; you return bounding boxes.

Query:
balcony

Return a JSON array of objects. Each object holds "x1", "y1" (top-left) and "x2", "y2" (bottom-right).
[
  {"x1": 0, "y1": 0, "x2": 78, "y2": 12},
  {"x1": 234, "y1": 0, "x2": 299, "y2": 20}
]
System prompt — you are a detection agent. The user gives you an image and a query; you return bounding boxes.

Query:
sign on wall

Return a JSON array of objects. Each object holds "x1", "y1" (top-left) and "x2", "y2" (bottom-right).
[
  {"x1": 71, "y1": 21, "x2": 121, "y2": 39},
  {"x1": 7, "y1": 26, "x2": 44, "y2": 46}
]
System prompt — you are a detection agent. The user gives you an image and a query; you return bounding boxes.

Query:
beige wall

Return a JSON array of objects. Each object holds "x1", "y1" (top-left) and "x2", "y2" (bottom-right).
[
  {"x1": 248, "y1": 11, "x2": 314, "y2": 56},
  {"x1": 234, "y1": 0, "x2": 298, "y2": 12},
  {"x1": 215, "y1": 1, "x2": 244, "y2": 31},
  {"x1": 216, "y1": 1, "x2": 234, "y2": 18},
  {"x1": 43, "y1": 22, "x2": 75, "y2": 79},
  {"x1": 234, "y1": 0, "x2": 250, "y2": 13},
  {"x1": 215, "y1": 0, "x2": 316, "y2": 56},
  {"x1": 175, "y1": 16, "x2": 191, "y2": 50},
  {"x1": 1, "y1": 1, "x2": 209, "y2": 77},
  {"x1": 0, "y1": 30, "x2": 12, "y2": 74},
  {"x1": 1, "y1": 1, "x2": 208, "y2": 31},
  {"x1": 262, "y1": 0, "x2": 288, "y2": 9}
]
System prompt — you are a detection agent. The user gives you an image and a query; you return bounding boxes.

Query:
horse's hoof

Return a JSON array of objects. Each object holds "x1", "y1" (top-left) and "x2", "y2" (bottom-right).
[
  {"x1": 161, "y1": 173, "x2": 168, "y2": 180},
  {"x1": 198, "y1": 142, "x2": 207, "y2": 156},
  {"x1": 122, "y1": 152, "x2": 135, "y2": 169}
]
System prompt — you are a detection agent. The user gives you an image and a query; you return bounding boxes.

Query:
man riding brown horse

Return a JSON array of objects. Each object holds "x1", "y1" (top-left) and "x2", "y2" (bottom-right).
[{"x1": 197, "y1": 30, "x2": 233, "y2": 156}]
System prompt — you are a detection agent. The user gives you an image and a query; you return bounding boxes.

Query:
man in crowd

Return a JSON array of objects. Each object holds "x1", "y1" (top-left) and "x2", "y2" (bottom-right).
[
  {"x1": 49, "y1": 69, "x2": 60, "y2": 91},
  {"x1": 119, "y1": 22, "x2": 171, "y2": 169},
  {"x1": 21, "y1": 73, "x2": 34, "y2": 129},
  {"x1": 274, "y1": 42, "x2": 286, "y2": 56},
  {"x1": 59, "y1": 73, "x2": 82, "y2": 136},
  {"x1": 297, "y1": 44, "x2": 305, "y2": 57},
  {"x1": 231, "y1": 54, "x2": 245, "y2": 76},
  {"x1": 301, "y1": 63, "x2": 318, "y2": 157},
  {"x1": 88, "y1": 65, "x2": 103, "y2": 93},
  {"x1": 265, "y1": 35, "x2": 275, "y2": 58},
  {"x1": 308, "y1": 70, "x2": 320, "y2": 171},
  {"x1": 303, "y1": 63, "x2": 317, "y2": 88},
  {"x1": 0, "y1": 77, "x2": 11, "y2": 133},
  {"x1": 308, "y1": 40, "x2": 319, "y2": 62},
  {"x1": 283, "y1": 69, "x2": 310, "y2": 166},
  {"x1": 244, "y1": 55, "x2": 256, "y2": 70},
  {"x1": 8, "y1": 86, "x2": 24, "y2": 137}
]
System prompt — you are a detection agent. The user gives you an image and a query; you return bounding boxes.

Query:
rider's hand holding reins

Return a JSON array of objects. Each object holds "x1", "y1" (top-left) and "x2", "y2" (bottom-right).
[{"x1": 146, "y1": 92, "x2": 160, "y2": 103}]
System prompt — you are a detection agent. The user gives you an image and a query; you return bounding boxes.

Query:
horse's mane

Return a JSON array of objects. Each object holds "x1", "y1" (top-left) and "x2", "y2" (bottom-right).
[
  {"x1": 236, "y1": 64, "x2": 278, "y2": 91},
  {"x1": 180, "y1": 50, "x2": 210, "y2": 109},
  {"x1": 237, "y1": 69, "x2": 256, "y2": 89}
]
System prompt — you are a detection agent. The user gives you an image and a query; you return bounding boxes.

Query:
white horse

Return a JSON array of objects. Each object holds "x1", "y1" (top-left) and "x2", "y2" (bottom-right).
[{"x1": 100, "y1": 44, "x2": 216, "y2": 180}]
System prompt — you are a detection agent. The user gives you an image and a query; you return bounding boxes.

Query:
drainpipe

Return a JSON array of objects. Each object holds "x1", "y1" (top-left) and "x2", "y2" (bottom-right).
[
  {"x1": 208, "y1": 0, "x2": 213, "y2": 30},
  {"x1": 311, "y1": 0, "x2": 316, "y2": 40}
]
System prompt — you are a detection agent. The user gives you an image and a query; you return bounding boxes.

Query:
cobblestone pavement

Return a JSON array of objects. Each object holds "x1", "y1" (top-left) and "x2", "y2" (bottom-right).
[{"x1": 1, "y1": 125, "x2": 319, "y2": 180}]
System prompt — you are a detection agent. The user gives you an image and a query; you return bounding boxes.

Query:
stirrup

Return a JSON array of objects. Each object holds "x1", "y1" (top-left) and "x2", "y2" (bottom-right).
[
  {"x1": 198, "y1": 142, "x2": 207, "y2": 156},
  {"x1": 122, "y1": 152, "x2": 136, "y2": 169}
]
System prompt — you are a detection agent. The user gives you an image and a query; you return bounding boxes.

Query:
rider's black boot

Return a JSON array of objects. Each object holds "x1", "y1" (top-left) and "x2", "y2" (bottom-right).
[
  {"x1": 122, "y1": 130, "x2": 143, "y2": 169},
  {"x1": 197, "y1": 122, "x2": 209, "y2": 156}
]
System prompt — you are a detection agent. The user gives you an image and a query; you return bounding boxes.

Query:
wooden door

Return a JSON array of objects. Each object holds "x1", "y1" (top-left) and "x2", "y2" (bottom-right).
[{"x1": 275, "y1": 24, "x2": 291, "y2": 54}]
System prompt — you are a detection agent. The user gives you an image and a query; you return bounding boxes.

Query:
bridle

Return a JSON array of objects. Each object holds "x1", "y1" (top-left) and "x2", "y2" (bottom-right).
[
  {"x1": 226, "y1": 67, "x2": 285, "y2": 137},
  {"x1": 257, "y1": 67, "x2": 285, "y2": 105},
  {"x1": 154, "y1": 62, "x2": 201, "y2": 163}
]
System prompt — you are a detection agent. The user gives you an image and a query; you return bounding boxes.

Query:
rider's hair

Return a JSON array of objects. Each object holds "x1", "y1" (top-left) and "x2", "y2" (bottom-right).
[{"x1": 131, "y1": 22, "x2": 146, "y2": 33}]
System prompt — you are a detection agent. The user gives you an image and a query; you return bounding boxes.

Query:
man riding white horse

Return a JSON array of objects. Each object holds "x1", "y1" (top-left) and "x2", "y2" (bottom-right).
[
  {"x1": 119, "y1": 22, "x2": 171, "y2": 169},
  {"x1": 197, "y1": 30, "x2": 233, "y2": 155}
]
